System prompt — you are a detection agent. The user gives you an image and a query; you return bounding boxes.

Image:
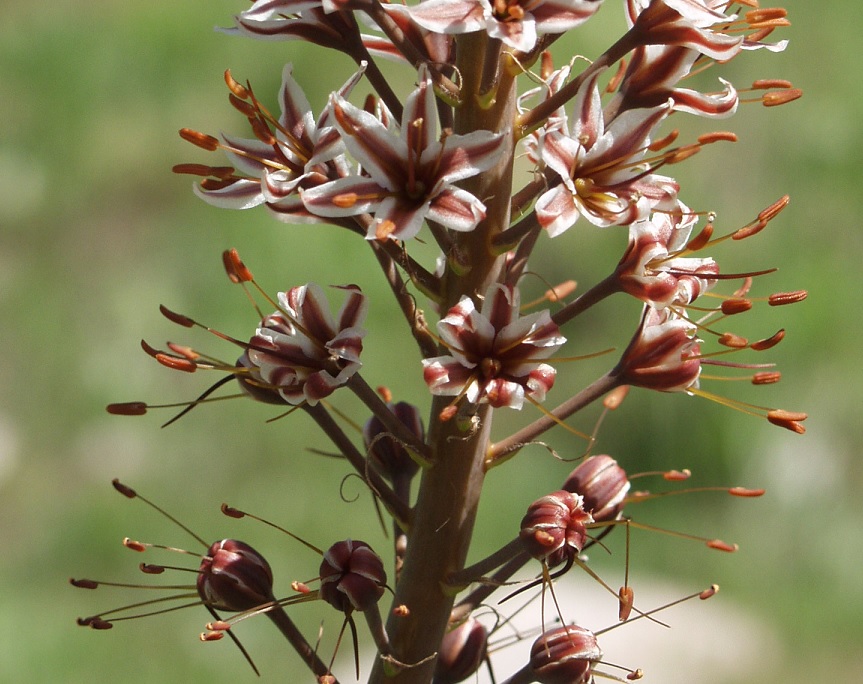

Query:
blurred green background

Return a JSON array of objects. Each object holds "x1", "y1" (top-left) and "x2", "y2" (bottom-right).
[{"x1": 2, "y1": 1, "x2": 860, "y2": 682}]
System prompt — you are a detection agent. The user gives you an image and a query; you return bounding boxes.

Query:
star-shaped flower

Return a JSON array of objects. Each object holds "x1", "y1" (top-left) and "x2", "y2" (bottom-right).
[
  {"x1": 300, "y1": 64, "x2": 506, "y2": 241},
  {"x1": 422, "y1": 284, "x2": 565, "y2": 409}
]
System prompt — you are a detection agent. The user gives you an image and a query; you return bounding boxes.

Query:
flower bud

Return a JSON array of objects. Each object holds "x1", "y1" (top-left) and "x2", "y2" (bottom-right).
[
  {"x1": 530, "y1": 624, "x2": 602, "y2": 684},
  {"x1": 197, "y1": 539, "x2": 274, "y2": 612},
  {"x1": 363, "y1": 401, "x2": 424, "y2": 481},
  {"x1": 519, "y1": 491, "x2": 593, "y2": 567},
  {"x1": 562, "y1": 455, "x2": 631, "y2": 524},
  {"x1": 319, "y1": 539, "x2": 386, "y2": 613},
  {"x1": 434, "y1": 618, "x2": 488, "y2": 684}
]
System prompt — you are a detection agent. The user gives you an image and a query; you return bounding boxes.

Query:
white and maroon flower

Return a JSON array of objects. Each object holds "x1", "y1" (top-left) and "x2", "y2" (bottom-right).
[
  {"x1": 534, "y1": 69, "x2": 676, "y2": 236},
  {"x1": 614, "y1": 306, "x2": 701, "y2": 392},
  {"x1": 247, "y1": 283, "x2": 368, "y2": 405},
  {"x1": 301, "y1": 64, "x2": 505, "y2": 241},
  {"x1": 188, "y1": 63, "x2": 363, "y2": 224},
  {"x1": 409, "y1": 0, "x2": 604, "y2": 53},
  {"x1": 615, "y1": 206, "x2": 718, "y2": 308},
  {"x1": 422, "y1": 283, "x2": 565, "y2": 409}
]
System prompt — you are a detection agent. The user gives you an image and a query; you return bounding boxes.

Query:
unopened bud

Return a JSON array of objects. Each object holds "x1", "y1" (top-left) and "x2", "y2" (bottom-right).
[
  {"x1": 319, "y1": 540, "x2": 387, "y2": 613},
  {"x1": 563, "y1": 455, "x2": 630, "y2": 524},
  {"x1": 197, "y1": 539, "x2": 274, "y2": 612},
  {"x1": 520, "y1": 491, "x2": 593, "y2": 567},
  {"x1": 530, "y1": 624, "x2": 602, "y2": 684},
  {"x1": 435, "y1": 618, "x2": 488, "y2": 684}
]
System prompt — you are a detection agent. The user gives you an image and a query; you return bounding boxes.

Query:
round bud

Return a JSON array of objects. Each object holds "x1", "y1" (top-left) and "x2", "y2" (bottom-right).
[
  {"x1": 197, "y1": 539, "x2": 274, "y2": 612},
  {"x1": 319, "y1": 539, "x2": 386, "y2": 613},
  {"x1": 434, "y1": 618, "x2": 488, "y2": 684},
  {"x1": 363, "y1": 401, "x2": 424, "y2": 481},
  {"x1": 563, "y1": 455, "x2": 630, "y2": 524},
  {"x1": 530, "y1": 624, "x2": 602, "y2": 684},
  {"x1": 519, "y1": 491, "x2": 593, "y2": 567}
]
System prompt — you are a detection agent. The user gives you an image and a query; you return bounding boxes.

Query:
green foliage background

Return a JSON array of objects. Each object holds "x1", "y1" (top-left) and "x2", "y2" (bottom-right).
[{"x1": 1, "y1": 1, "x2": 860, "y2": 681}]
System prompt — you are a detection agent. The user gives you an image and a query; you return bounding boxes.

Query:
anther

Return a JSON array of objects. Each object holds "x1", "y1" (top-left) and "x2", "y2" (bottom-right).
[
  {"x1": 123, "y1": 538, "x2": 147, "y2": 552},
  {"x1": 179, "y1": 128, "x2": 220, "y2": 151},
  {"x1": 603, "y1": 385, "x2": 629, "y2": 410},
  {"x1": 648, "y1": 129, "x2": 679, "y2": 152},
  {"x1": 750, "y1": 329, "x2": 785, "y2": 351},
  {"x1": 699, "y1": 584, "x2": 720, "y2": 600},
  {"x1": 697, "y1": 131, "x2": 737, "y2": 145},
  {"x1": 155, "y1": 353, "x2": 198, "y2": 373},
  {"x1": 762, "y1": 89, "x2": 802, "y2": 107},
  {"x1": 229, "y1": 94, "x2": 257, "y2": 117},
  {"x1": 544, "y1": 280, "x2": 577, "y2": 302},
  {"x1": 768, "y1": 290, "x2": 807, "y2": 306},
  {"x1": 70, "y1": 578, "x2": 99, "y2": 589},
  {"x1": 718, "y1": 333, "x2": 748, "y2": 348},
  {"x1": 721, "y1": 299, "x2": 752, "y2": 315},
  {"x1": 685, "y1": 222, "x2": 713, "y2": 251},
  {"x1": 221, "y1": 503, "x2": 245, "y2": 519},
  {"x1": 106, "y1": 402, "x2": 148, "y2": 416},
  {"x1": 222, "y1": 248, "x2": 254, "y2": 283},
  {"x1": 224, "y1": 70, "x2": 250, "y2": 99},
  {"x1": 159, "y1": 305, "x2": 195, "y2": 328},
  {"x1": 746, "y1": 8, "x2": 788, "y2": 23},
  {"x1": 172, "y1": 163, "x2": 236, "y2": 178},
  {"x1": 249, "y1": 117, "x2": 276, "y2": 145},
  {"x1": 663, "y1": 469, "x2": 691, "y2": 482},
  {"x1": 758, "y1": 195, "x2": 790, "y2": 222},
  {"x1": 706, "y1": 539, "x2": 738, "y2": 552},
  {"x1": 618, "y1": 585, "x2": 634, "y2": 621},
  {"x1": 139, "y1": 563, "x2": 165, "y2": 574},
  {"x1": 732, "y1": 219, "x2": 767, "y2": 240},
  {"x1": 728, "y1": 487, "x2": 765, "y2": 497},
  {"x1": 112, "y1": 479, "x2": 137, "y2": 498},
  {"x1": 752, "y1": 79, "x2": 793, "y2": 90},
  {"x1": 201, "y1": 631, "x2": 225, "y2": 642},
  {"x1": 752, "y1": 371, "x2": 781, "y2": 385}
]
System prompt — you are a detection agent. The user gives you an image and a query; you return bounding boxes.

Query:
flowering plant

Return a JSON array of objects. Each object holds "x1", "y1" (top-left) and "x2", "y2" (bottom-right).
[{"x1": 75, "y1": 1, "x2": 805, "y2": 682}]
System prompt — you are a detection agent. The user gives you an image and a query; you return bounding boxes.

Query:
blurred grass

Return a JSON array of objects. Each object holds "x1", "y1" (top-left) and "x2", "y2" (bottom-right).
[{"x1": 1, "y1": 0, "x2": 861, "y2": 682}]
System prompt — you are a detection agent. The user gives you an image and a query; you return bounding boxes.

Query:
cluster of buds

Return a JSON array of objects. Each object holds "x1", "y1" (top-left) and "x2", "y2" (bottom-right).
[{"x1": 90, "y1": 0, "x2": 806, "y2": 682}]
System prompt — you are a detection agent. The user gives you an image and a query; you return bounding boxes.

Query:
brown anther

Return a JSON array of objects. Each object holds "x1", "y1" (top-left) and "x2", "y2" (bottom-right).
[
  {"x1": 224, "y1": 69, "x2": 250, "y2": 99},
  {"x1": 201, "y1": 631, "x2": 225, "y2": 642},
  {"x1": 663, "y1": 469, "x2": 691, "y2": 482},
  {"x1": 377, "y1": 386, "x2": 394, "y2": 403},
  {"x1": 166, "y1": 343, "x2": 199, "y2": 361},
  {"x1": 123, "y1": 538, "x2": 147, "y2": 552},
  {"x1": 618, "y1": 585, "x2": 634, "y2": 621},
  {"x1": 159, "y1": 304, "x2": 195, "y2": 328},
  {"x1": 172, "y1": 163, "x2": 235, "y2": 178},
  {"x1": 685, "y1": 222, "x2": 713, "y2": 251},
  {"x1": 70, "y1": 578, "x2": 99, "y2": 589},
  {"x1": 768, "y1": 290, "x2": 807, "y2": 306},
  {"x1": 706, "y1": 539, "x2": 738, "y2": 552},
  {"x1": 752, "y1": 79, "x2": 793, "y2": 90},
  {"x1": 697, "y1": 131, "x2": 737, "y2": 145},
  {"x1": 106, "y1": 402, "x2": 148, "y2": 416},
  {"x1": 768, "y1": 409, "x2": 808, "y2": 422},
  {"x1": 728, "y1": 487, "x2": 766, "y2": 498},
  {"x1": 223, "y1": 248, "x2": 254, "y2": 283},
  {"x1": 112, "y1": 479, "x2": 137, "y2": 498},
  {"x1": 699, "y1": 584, "x2": 719, "y2": 600},
  {"x1": 721, "y1": 298, "x2": 752, "y2": 315},
  {"x1": 221, "y1": 503, "x2": 245, "y2": 519},
  {"x1": 439, "y1": 405, "x2": 458, "y2": 422},
  {"x1": 333, "y1": 192, "x2": 359, "y2": 208},
  {"x1": 76, "y1": 616, "x2": 96, "y2": 626},
  {"x1": 606, "y1": 57, "x2": 627, "y2": 92},
  {"x1": 229, "y1": 93, "x2": 257, "y2": 117},
  {"x1": 603, "y1": 384, "x2": 629, "y2": 410},
  {"x1": 319, "y1": 676, "x2": 337, "y2": 684},
  {"x1": 375, "y1": 219, "x2": 398, "y2": 241},
  {"x1": 752, "y1": 371, "x2": 781, "y2": 385},
  {"x1": 249, "y1": 117, "x2": 277, "y2": 145},
  {"x1": 179, "y1": 128, "x2": 221, "y2": 151},
  {"x1": 718, "y1": 333, "x2": 749, "y2": 348},
  {"x1": 746, "y1": 8, "x2": 788, "y2": 23},
  {"x1": 627, "y1": 670, "x2": 644, "y2": 681},
  {"x1": 292, "y1": 581, "x2": 311, "y2": 594},
  {"x1": 732, "y1": 219, "x2": 767, "y2": 240},
  {"x1": 758, "y1": 195, "x2": 790, "y2": 222},
  {"x1": 207, "y1": 620, "x2": 232, "y2": 631},
  {"x1": 200, "y1": 178, "x2": 238, "y2": 191},
  {"x1": 540, "y1": 50, "x2": 554, "y2": 80},
  {"x1": 648, "y1": 128, "x2": 679, "y2": 151},
  {"x1": 140, "y1": 340, "x2": 161, "y2": 358},
  {"x1": 140, "y1": 563, "x2": 165, "y2": 574},
  {"x1": 762, "y1": 89, "x2": 802, "y2": 107},
  {"x1": 89, "y1": 618, "x2": 114, "y2": 630},
  {"x1": 749, "y1": 329, "x2": 785, "y2": 351},
  {"x1": 393, "y1": 604, "x2": 410, "y2": 617},
  {"x1": 155, "y1": 353, "x2": 198, "y2": 373},
  {"x1": 747, "y1": 27, "x2": 775, "y2": 43},
  {"x1": 545, "y1": 280, "x2": 577, "y2": 302},
  {"x1": 666, "y1": 145, "x2": 700, "y2": 163}
]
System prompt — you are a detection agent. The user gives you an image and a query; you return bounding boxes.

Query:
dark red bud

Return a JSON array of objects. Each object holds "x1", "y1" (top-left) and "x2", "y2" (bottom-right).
[
  {"x1": 530, "y1": 624, "x2": 602, "y2": 684},
  {"x1": 563, "y1": 455, "x2": 630, "y2": 524},
  {"x1": 197, "y1": 539, "x2": 274, "y2": 612},
  {"x1": 520, "y1": 491, "x2": 593, "y2": 566},
  {"x1": 363, "y1": 401, "x2": 424, "y2": 481},
  {"x1": 435, "y1": 618, "x2": 488, "y2": 684},
  {"x1": 319, "y1": 539, "x2": 386, "y2": 614}
]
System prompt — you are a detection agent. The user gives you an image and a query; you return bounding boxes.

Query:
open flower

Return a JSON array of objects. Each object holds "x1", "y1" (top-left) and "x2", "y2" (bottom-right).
[
  {"x1": 300, "y1": 64, "x2": 505, "y2": 241},
  {"x1": 534, "y1": 69, "x2": 675, "y2": 236},
  {"x1": 422, "y1": 283, "x2": 565, "y2": 409},
  {"x1": 614, "y1": 205, "x2": 718, "y2": 307},
  {"x1": 409, "y1": 0, "x2": 604, "y2": 53},
  {"x1": 248, "y1": 283, "x2": 368, "y2": 405}
]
